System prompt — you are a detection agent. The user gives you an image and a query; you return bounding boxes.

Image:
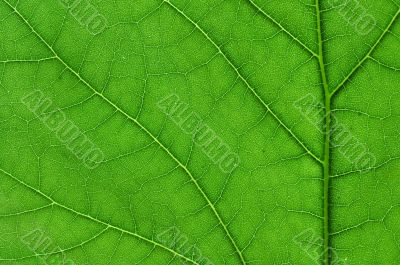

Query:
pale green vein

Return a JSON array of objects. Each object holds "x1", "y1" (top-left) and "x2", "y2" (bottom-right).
[
  {"x1": 164, "y1": 0, "x2": 323, "y2": 165},
  {"x1": 330, "y1": 7, "x2": 400, "y2": 96},
  {"x1": 331, "y1": 156, "x2": 400, "y2": 179},
  {"x1": 0, "y1": 168, "x2": 199, "y2": 265},
  {"x1": 315, "y1": 1, "x2": 331, "y2": 265},
  {"x1": 0, "y1": 203, "x2": 54, "y2": 218},
  {"x1": 0, "y1": 225, "x2": 109, "y2": 262},
  {"x1": 0, "y1": 57, "x2": 57, "y2": 64},
  {"x1": 330, "y1": 205, "x2": 400, "y2": 236},
  {"x1": 2, "y1": 1, "x2": 241, "y2": 263},
  {"x1": 369, "y1": 55, "x2": 400, "y2": 72},
  {"x1": 329, "y1": 220, "x2": 376, "y2": 236},
  {"x1": 245, "y1": 0, "x2": 319, "y2": 58}
]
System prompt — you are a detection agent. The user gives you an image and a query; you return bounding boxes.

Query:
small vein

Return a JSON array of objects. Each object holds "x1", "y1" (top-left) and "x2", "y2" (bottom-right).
[
  {"x1": 0, "y1": 57, "x2": 57, "y2": 64},
  {"x1": 330, "y1": 204, "x2": 400, "y2": 236},
  {"x1": 0, "y1": 226, "x2": 109, "y2": 261},
  {"x1": 0, "y1": 203, "x2": 54, "y2": 217},
  {"x1": 330, "y1": 7, "x2": 400, "y2": 96},
  {"x1": 0, "y1": 167, "x2": 199, "y2": 265},
  {"x1": 369, "y1": 55, "x2": 400, "y2": 72},
  {"x1": 329, "y1": 219, "x2": 375, "y2": 236},
  {"x1": 164, "y1": 0, "x2": 323, "y2": 165},
  {"x1": 331, "y1": 156, "x2": 400, "y2": 178}
]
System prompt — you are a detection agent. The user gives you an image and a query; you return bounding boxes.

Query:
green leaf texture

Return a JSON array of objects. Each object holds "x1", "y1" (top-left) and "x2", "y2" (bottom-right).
[{"x1": 0, "y1": 0, "x2": 399, "y2": 264}]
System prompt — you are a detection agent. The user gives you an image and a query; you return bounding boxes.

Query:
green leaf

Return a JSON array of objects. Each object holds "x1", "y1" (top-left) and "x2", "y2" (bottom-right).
[{"x1": 0, "y1": 0, "x2": 399, "y2": 264}]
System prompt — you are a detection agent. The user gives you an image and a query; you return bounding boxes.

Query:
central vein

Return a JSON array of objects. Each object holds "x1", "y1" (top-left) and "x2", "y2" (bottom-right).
[{"x1": 315, "y1": 0, "x2": 331, "y2": 265}]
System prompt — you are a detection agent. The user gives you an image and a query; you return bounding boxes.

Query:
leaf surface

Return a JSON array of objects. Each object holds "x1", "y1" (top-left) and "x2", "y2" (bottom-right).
[{"x1": 0, "y1": 0, "x2": 399, "y2": 264}]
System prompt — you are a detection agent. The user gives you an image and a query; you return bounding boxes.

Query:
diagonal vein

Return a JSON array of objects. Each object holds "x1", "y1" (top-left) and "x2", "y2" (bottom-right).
[
  {"x1": 330, "y1": 7, "x2": 400, "y2": 96},
  {"x1": 0, "y1": 168, "x2": 199, "y2": 265},
  {"x1": 0, "y1": 203, "x2": 54, "y2": 218},
  {"x1": 164, "y1": 0, "x2": 323, "y2": 165},
  {"x1": 0, "y1": 225, "x2": 109, "y2": 262},
  {"x1": 245, "y1": 0, "x2": 319, "y2": 58},
  {"x1": 1, "y1": 1, "x2": 244, "y2": 263}
]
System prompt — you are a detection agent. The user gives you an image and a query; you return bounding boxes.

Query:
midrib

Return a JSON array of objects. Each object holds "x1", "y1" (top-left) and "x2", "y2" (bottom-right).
[{"x1": 315, "y1": 1, "x2": 332, "y2": 265}]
